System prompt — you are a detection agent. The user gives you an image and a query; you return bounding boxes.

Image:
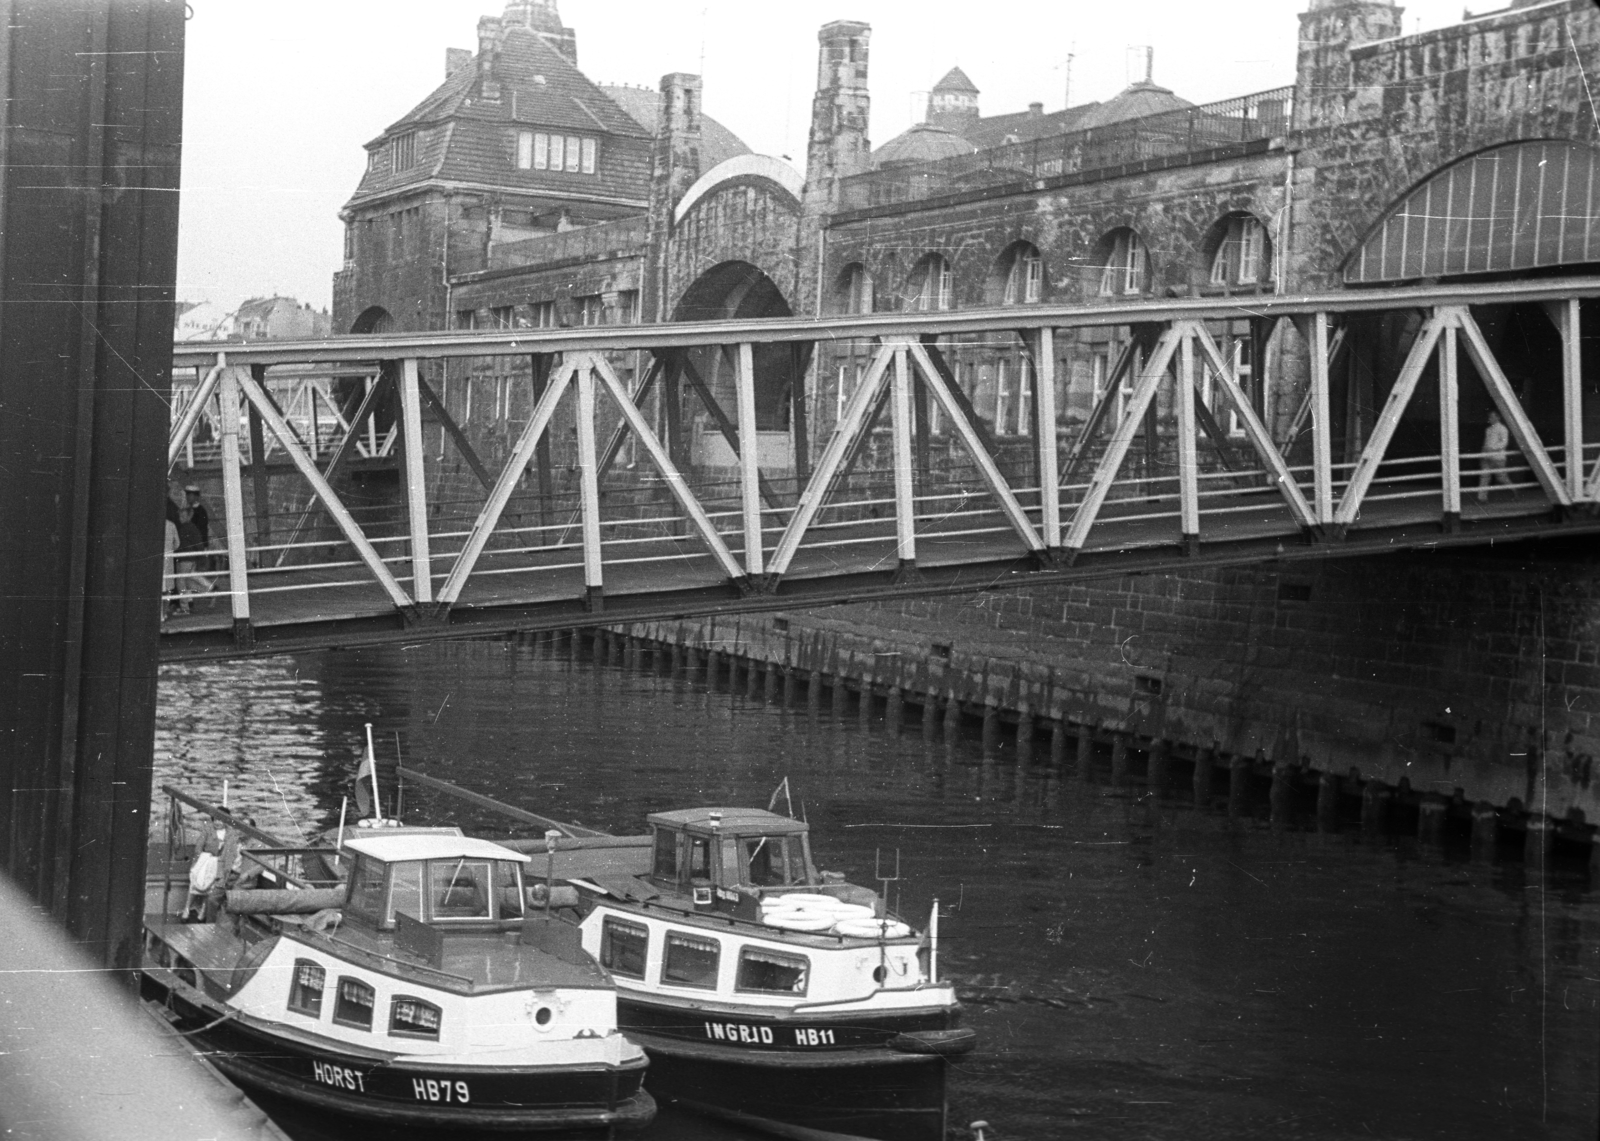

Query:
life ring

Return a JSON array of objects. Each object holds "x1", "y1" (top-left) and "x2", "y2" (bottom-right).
[
  {"x1": 764, "y1": 893, "x2": 836, "y2": 908},
  {"x1": 761, "y1": 910, "x2": 837, "y2": 932},
  {"x1": 832, "y1": 918, "x2": 913, "y2": 939}
]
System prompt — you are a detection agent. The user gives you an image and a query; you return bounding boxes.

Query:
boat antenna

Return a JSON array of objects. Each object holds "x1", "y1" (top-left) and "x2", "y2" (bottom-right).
[
  {"x1": 337, "y1": 796, "x2": 348, "y2": 851},
  {"x1": 364, "y1": 723, "x2": 382, "y2": 821},
  {"x1": 393, "y1": 730, "x2": 404, "y2": 821},
  {"x1": 544, "y1": 829, "x2": 561, "y2": 914}
]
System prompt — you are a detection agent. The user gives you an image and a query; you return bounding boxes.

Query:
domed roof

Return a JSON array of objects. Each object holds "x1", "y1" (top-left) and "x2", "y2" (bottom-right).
[
  {"x1": 872, "y1": 122, "x2": 977, "y2": 169},
  {"x1": 1073, "y1": 80, "x2": 1193, "y2": 130}
]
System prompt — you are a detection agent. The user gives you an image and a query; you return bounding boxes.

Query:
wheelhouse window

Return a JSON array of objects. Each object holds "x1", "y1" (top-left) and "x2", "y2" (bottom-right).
[
  {"x1": 333, "y1": 977, "x2": 375, "y2": 1030},
  {"x1": 387, "y1": 861, "x2": 424, "y2": 926},
  {"x1": 742, "y1": 835, "x2": 805, "y2": 886},
  {"x1": 1097, "y1": 230, "x2": 1148, "y2": 296},
  {"x1": 287, "y1": 959, "x2": 325, "y2": 1017},
  {"x1": 663, "y1": 932, "x2": 720, "y2": 989},
  {"x1": 1210, "y1": 214, "x2": 1270, "y2": 287},
  {"x1": 600, "y1": 917, "x2": 649, "y2": 979},
  {"x1": 736, "y1": 947, "x2": 809, "y2": 995},
  {"x1": 390, "y1": 996, "x2": 442, "y2": 1040},
  {"x1": 346, "y1": 856, "x2": 386, "y2": 921},
  {"x1": 653, "y1": 827, "x2": 679, "y2": 879},
  {"x1": 687, "y1": 835, "x2": 712, "y2": 881},
  {"x1": 430, "y1": 859, "x2": 492, "y2": 920},
  {"x1": 496, "y1": 860, "x2": 525, "y2": 919}
]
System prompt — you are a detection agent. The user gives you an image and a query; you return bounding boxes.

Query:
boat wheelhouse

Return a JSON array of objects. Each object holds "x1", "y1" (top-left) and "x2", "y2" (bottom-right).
[{"x1": 142, "y1": 788, "x2": 653, "y2": 1135}]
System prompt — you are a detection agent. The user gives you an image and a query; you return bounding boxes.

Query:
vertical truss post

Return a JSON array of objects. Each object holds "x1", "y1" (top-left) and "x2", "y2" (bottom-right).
[
  {"x1": 1032, "y1": 328, "x2": 1061, "y2": 550},
  {"x1": 216, "y1": 368, "x2": 252, "y2": 644},
  {"x1": 790, "y1": 343, "x2": 811, "y2": 482},
  {"x1": 734, "y1": 342, "x2": 764, "y2": 576},
  {"x1": 1175, "y1": 328, "x2": 1200, "y2": 551},
  {"x1": 247, "y1": 366, "x2": 271, "y2": 553},
  {"x1": 1439, "y1": 320, "x2": 1462, "y2": 527},
  {"x1": 1560, "y1": 297, "x2": 1584, "y2": 500},
  {"x1": 890, "y1": 343, "x2": 918, "y2": 572},
  {"x1": 1453, "y1": 306, "x2": 1571, "y2": 507},
  {"x1": 575, "y1": 357, "x2": 605, "y2": 610},
  {"x1": 396, "y1": 358, "x2": 433, "y2": 604},
  {"x1": 1309, "y1": 312, "x2": 1335, "y2": 525},
  {"x1": 1062, "y1": 327, "x2": 1183, "y2": 555},
  {"x1": 1331, "y1": 313, "x2": 1446, "y2": 528}
]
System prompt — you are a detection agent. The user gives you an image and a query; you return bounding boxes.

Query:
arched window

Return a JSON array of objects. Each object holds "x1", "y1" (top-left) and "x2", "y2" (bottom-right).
[
  {"x1": 1207, "y1": 213, "x2": 1271, "y2": 287},
  {"x1": 834, "y1": 263, "x2": 874, "y2": 314},
  {"x1": 1095, "y1": 229, "x2": 1149, "y2": 297},
  {"x1": 996, "y1": 242, "x2": 1044, "y2": 305},
  {"x1": 907, "y1": 254, "x2": 954, "y2": 312}
]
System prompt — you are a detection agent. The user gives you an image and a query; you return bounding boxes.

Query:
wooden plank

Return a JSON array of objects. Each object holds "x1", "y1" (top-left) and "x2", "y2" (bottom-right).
[{"x1": 395, "y1": 767, "x2": 605, "y2": 838}]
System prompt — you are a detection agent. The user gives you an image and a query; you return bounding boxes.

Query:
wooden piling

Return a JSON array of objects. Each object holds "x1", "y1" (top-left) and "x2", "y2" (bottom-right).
[
  {"x1": 885, "y1": 686, "x2": 904, "y2": 732},
  {"x1": 807, "y1": 669, "x2": 822, "y2": 712},
  {"x1": 705, "y1": 647, "x2": 721, "y2": 686},
  {"x1": 1470, "y1": 801, "x2": 1499, "y2": 854},
  {"x1": 1110, "y1": 733, "x2": 1130, "y2": 786},
  {"x1": 748, "y1": 658, "x2": 763, "y2": 699},
  {"x1": 1075, "y1": 724, "x2": 1094, "y2": 778},
  {"x1": 764, "y1": 663, "x2": 779, "y2": 702},
  {"x1": 1417, "y1": 796, "x2": 1447, "y2": 845},
  {"x1": 1146, "y1": 739, "x2": 1169, "y2": 796},
  {"x1": 943, "y1": 692, "x2": 961, "y2": 737},
  {"x1": 1316, "y1": 772, "x2": 1341, "y2": 831},
  {"x1": 1049, "y1": 720, "x2": 1066, "y2": 767},
  {"x1": 1269, "y1": 761, "x2": 1295, "y2": 828},
  {"x1": 830, "y1": 671, "x2": 846, "y2": 718},
  {"x1": 981, "y1": 704, "x2": 1000, "y2": 752},
  {"x1": 1192, "y1": 746, "x2": 1214, "y2": 806},
  {"x1": 1524, "y1": 815, "x2": 1554, "y2": 871},
  {"x1": 858, "y1": 678, "x2": 874, "y2": 729},
  {"x1": 1228, "y1": 755, "x2": 1251, "y2": 817},
  {"x1": 1360, "y1": 781, "x2": 1392, "y2": 833},
  {"x1": 922, "y1": 694, "x2": 939, "y2": 741},
  {"x1": 783, "y1": 666, "x2": 798, "y2": 707},
  {"x1": 1015, "y1": 707, "x2": 1034, "y2": 762}
]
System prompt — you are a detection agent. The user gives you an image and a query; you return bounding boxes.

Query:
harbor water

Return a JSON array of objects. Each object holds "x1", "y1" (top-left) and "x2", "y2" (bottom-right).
[{"x1": 154, "y1": 638, "x2": 1600, "y2": 1140}]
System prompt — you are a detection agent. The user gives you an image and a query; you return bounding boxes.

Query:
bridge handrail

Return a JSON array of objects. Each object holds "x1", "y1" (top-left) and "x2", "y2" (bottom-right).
[{"x1": 171, "y1": 277, "x2": 1600, "y2": 365}]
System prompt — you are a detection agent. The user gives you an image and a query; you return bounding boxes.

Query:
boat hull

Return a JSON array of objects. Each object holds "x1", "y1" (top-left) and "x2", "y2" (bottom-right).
[
  {"x1": 142, "y1": 971, "x2": 654, "y2": 1135},
  {"x1": 618, "y1": 998, "x2": 961, "y2": 1141}
]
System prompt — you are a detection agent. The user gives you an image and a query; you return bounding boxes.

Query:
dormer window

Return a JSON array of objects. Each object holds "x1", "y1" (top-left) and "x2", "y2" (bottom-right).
[
  {"x1": 392, "y1": 131, "x2": 417, "y2": 172},
  {"x1": 517, "y1": 131, "x2": 598, "y2": 174}
]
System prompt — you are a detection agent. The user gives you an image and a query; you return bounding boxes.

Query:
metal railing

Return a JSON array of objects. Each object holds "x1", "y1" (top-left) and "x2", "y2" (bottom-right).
[{"x1": 839, "y1": 86, "x2": 1294, "y2": 213}]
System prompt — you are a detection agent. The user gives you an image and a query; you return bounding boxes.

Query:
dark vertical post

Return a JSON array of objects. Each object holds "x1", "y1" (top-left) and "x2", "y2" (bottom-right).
[
  {"x1": 1075, "y1": 723, "x2": 1094, "y2": 778},
  {"x1": 247, "y1": 370, "x2": 271, "y2": 557},
  {"x1": 1192, "y1": 746, "x2": 1215, "y2": 806},
  {"x1": 790, "y1": 343, "x2": 810, "y2": 484},
  {"x1": 1146, "y1": 739, "x2": 1169, "y2": 795},
  {"x1": 1228, "y1": 755, "x2": 1252, "y2": 817},
  {"x1": 1316, "y1": 771, "x2": 1341, "y2": 831},
  {"x1": 0, "y1": 0, "x2": 184, "y2": 969},
  {"x1": 1109, "y1": 732, "x2": 1130, "y2": 786},
  {"x1": 530, "y1": 353, "x2": 554, "y2": 540}
]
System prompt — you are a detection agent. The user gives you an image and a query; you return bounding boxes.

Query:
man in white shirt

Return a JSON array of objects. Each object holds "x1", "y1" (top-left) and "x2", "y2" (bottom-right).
[{"x1": 1476, "y1": 409, "x2": 1511, "y2": 501}]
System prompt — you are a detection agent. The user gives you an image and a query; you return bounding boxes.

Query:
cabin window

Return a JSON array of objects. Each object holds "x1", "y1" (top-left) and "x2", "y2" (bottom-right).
[
  {"x1": 736, "y1": 947, "x2": 809, "y2": 995},
  {"x1": 387, "y1": 861, "x2": 424, "y2": 926},
  {"x1": 496, "y1": 861, "x2": 525, "y2": 919},
  {"x1": 430, "y1": 859, "x2": 492, "y2": 920},
  {"x1": 743, "y1": 837, "x2": 786, "y2": 886},
  {"x1": 662, "y1": 932, "x2": 720, "y2": 989},
  {"x1": 688, "y1": 837, "x2": 711, "y2": 881},
  {"x1": 653, "y1": 829, "x2": 679, "y2": 879},
  {"x1": 333, "y1": 977, "x2": 375, "y2": 1030},
  {"x1": 390, "y1": 995, "x2": 442, "y2": 1040},
  {"x1": 347, "y1": 856, "x2": 386, "y2": 920},
  {"x1": 600, "y1": 917, "x2": 649, "y2": 979},
  {"x1": 287, "y1": 959, "x2": 325, "y2": 1017}
]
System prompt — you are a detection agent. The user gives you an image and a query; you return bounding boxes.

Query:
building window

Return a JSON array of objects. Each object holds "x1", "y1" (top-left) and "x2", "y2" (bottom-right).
[
  {"x1": 456, "y1": 309, "x2": 477, "y2": 331},
  {"x1": 521, "y1": 131, "x2": 601, "y2": 174},
  {"x1": 390, "y1": 996, "x2": 442, "y2": 1040},
  {"x1": 1210, "y1": 215, "x2": 1270, "y2": 286},
  {"x1": 531, "y1": 300, "x2": 557, "y2": 328},
  {"x1": 838, "y1": 264, "x2": 874, "y2": 314},
  {"x1": 1098, "y1": 230, "x2": 1148, "y2": 296},
  {"x1": 600, "y1": 917, "x2": 649, "y2": 979},
  {"x1": 491, "y1": 306, "x2": 513, "y2": 330},
  {"x1": 912, "y1": 255, "x2": 953, "y2": 312},
  {"x1": 994, "y1": 359, "x2": 1010, "y2": 435},
  {"x1": 1002, "y1": 246, "x2": 1043, "y2": 305},
  {"x1": 736, "y1": 947, "x2": 809, "y2": 995},
  {"x1": 332, "y1": 977, "x2": 375, "y2": 1030},
  {"x1": 287, "y1": 959, "x2": 325, "y2": 1018},
  {"x1": 367, "y1": 148, "x2": 384, "y2": 173},
  {"x1": 663, "y1": 932, "x2": 720, "y2": 989},
  {"x1": 616, "y1": 290, "x2": 640, "y2": 324},
  {"x1": 576, "y1": 294, "x2": 604, "y2": 326},
  {"x1": 392, "y1": 131, "x2": 417, "y2": 172}
]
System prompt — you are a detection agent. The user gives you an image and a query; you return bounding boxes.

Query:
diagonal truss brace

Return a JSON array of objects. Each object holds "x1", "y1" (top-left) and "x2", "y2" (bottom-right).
[
  {"x1": 234, "y1": 369, "x2": 415, "y2": 613},
  {"x1": 168, "y1": 356, "x2": 225, "y2": 469}
]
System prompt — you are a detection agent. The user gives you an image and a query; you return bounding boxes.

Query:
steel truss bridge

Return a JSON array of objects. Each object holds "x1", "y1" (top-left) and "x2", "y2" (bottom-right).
[{"x1": 161, "y1": 279, "x2": 1600, "y2": 660}]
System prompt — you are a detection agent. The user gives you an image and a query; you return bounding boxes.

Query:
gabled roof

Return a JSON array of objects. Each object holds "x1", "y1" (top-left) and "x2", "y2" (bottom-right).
[
  {"x1": 600, "y1": 83, "x2": 751, "y2": 169},
  {"x1": 345, "y1": 24, "x2": 650, "y2": 208},
  {"x1": 933, "y1": 66, "x2": 979, "y2": 95},
  {"x1": 963, "y1": 102, "x2": 1100, "y2": 149}
]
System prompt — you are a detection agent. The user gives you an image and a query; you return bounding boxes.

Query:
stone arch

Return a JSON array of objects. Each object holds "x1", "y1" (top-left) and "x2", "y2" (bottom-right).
[
  {"x1": 341, "y1": 306, "x2": 396, "y2": 425},
  {"x1": 1344, "y1": 139, "x2": 1600, "y2": 285},
  {"x1": 672, "y1": 260, "x2": 806, "y2": 434},
  {"x1": 831, "y1": 262, "x2": 874, "y2": 315},
  {"x1": 349, "y1": 305, "x2": 392, "y2": 334},
  {"x1": 987, "y1": 239, "x2": 1045, "y2": 306},
  {"x1": 1199, "y1": 211, "x2": 1273, "y2": 290},
  {"x1": 1088, "y1": 227, "x2": 1151, "y2": 297}
]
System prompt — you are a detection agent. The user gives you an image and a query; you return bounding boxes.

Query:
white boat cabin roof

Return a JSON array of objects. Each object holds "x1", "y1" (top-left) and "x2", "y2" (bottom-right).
[
  {"x1": 343, "y1": 832, "x2": 531, "y2": 864},
  {"x1": 647, "y1": 807, "x2": 806, "y2": 835}
]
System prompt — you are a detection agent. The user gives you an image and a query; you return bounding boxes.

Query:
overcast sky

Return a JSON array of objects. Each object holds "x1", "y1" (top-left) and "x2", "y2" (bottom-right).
[{"x1": 176, "y1": 0, "x2": 1480, "y2": 314}]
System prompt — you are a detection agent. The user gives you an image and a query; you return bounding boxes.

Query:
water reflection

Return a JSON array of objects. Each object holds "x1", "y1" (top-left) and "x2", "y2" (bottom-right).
[{"x1": 154, "y1": 639, "x2": 1600, "y2": 1140}]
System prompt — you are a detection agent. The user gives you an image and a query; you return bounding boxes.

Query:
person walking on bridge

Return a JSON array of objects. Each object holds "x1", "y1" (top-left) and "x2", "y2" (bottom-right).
[{"x1": 1476, "y1": 409, "x2": 1511, "y2": 501}]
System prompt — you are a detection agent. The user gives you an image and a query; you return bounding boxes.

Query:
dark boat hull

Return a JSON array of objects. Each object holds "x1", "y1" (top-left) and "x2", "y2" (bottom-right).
[
  {"x1": 142, "y1": 972, "x2": 654, "y2": 1135},
  {"x1": 618, "y1": 998, "x2": 961, "y2": 1141}
]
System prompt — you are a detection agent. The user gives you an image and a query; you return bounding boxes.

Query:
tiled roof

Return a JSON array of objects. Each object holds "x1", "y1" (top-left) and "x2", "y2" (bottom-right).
[
  {"x1": 1074, "y1": 80, "x2": 1193, "y2": 130},
  {"x1": 933, "y1": 66, "x2": 978, "y2": 94},
  {"x1": 345, "y1": 24, "x2": 650, "y2": 208},
  {"x1": 872, "y1": 122, "x2": 976, "y2": 169},
  {"x1": 962, "y1": 102, "x2": 1100, "y2": 149},
  {"x1": 600, "y1": 84, "x2": 751, "y2": 169}
]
